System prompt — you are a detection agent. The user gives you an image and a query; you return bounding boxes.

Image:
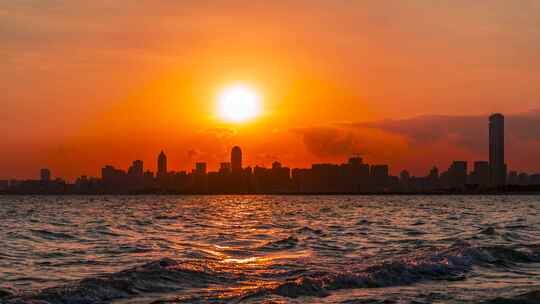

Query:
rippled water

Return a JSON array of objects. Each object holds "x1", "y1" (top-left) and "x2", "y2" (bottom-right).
[{"x1": 0, "y1": 195, "x2": 539, "y2": 304}]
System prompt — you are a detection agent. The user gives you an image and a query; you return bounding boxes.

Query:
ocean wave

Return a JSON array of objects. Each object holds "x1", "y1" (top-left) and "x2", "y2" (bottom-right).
[
  {"x1": 481, "y1": 290, "x2": 540, "y2": 304},
  {"x1": 268, "y1": 242, "x2": 540, "y2": 298},
  {"x1": 30, "y1": 229, "x2": 76, "y2": 240},
  {"x1": 296, "y1": 227, "x2": 324, "y2": 236},
  {"x1": 256, "y1": 237, "x2": 299, "y2": 252},
  {"x1": 5, "y1": 243, "x2": 540, "y2": 303},
  {"x1": 0, "y1": 288, "x2": 13, "y2": 299},
  {"x1": 5, "y1": 258, "x2": 232, "y2": 304},
  {"x1": 479, "y1": 226, "x2": 497, "y2": 235},
  {"x1": 155, "y1": 214, "x2": 182, "y2": 220},
  {"x1": 87, "y1": 226, "x2": 123, "y2": 237}
]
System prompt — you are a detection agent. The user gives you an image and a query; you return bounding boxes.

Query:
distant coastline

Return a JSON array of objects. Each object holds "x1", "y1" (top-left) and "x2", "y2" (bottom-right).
[{"x1": 2, "y1": 187, "x2": 540, "y2": 196}]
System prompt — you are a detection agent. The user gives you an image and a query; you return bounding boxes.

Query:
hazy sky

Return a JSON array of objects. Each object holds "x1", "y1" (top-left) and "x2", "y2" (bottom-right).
[{"x1": 2, "y1": 1, "x2": 540, "y2": 180}]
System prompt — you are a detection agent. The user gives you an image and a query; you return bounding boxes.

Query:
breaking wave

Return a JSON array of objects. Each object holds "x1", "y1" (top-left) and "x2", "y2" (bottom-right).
[
  {"x1": 267, "y1": 242, "x2": 540, "y2": 298},
  {"x1": 5, "y1": 259, "x2": 232, "y2": 304},
  {"x1": 5, "y1": 242, "x2": 540, "y2": 303}
]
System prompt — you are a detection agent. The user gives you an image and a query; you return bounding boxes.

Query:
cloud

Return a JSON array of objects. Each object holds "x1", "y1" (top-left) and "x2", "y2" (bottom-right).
[
  {"x1": 292, "y1": 126, "x2": 407, "y2": 162},
  {"x1": 354, "y1": 115, "x2": 487, "y2": 153},
  {"x1": 354, "y1": 110, "x2": 540, "y2": 152},
  {"x1": 294, "y1": 127, "x2": 359, "y2": 158}
]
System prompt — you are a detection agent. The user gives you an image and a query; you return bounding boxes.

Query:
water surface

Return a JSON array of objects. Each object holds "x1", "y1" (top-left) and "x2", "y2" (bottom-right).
[{"x1": 0, "y1": 195, "x2": 539, "y2": 303}]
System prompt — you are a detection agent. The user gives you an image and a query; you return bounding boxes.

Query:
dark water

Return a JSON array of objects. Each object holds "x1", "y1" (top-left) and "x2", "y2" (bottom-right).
[{"x1": 0, "y1": 195, "x2": 539, "y2": 304}]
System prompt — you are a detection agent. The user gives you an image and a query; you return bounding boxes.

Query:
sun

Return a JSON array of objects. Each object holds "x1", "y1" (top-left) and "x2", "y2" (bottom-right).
[{"x1": 217, "y1": 84, "x2": 262, "y2": 123}]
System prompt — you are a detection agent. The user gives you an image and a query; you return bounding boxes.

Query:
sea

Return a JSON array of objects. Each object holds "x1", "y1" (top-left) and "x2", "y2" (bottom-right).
[{"x1": 0, "y1": 195, "x2": 539, "y2": 304}]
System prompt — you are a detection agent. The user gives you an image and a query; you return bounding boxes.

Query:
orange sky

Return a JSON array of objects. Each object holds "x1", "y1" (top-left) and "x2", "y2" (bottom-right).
[{"x1": 2, "y1": 1, "x2": 540, "y2": 180}]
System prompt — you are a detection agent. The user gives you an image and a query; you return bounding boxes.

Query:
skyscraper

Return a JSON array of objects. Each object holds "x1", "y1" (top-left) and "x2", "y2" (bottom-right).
[
  {"x1": 489, "y1": 114, "x2": 505, "y2": 186},
  {"x1": 370, "y1": 164, "x2": 389, "y2": 190},
  {"x1": 157, "y1": 151, "x2": 167, "y2": 178},
  {"x1": 449, "y1": 161, "x2": 468, "y2": 188},
  {"x1": 40, "y1": 168, "x2": 51, "y2": 182},
  {"x1": 231, "y1": 146, "x2": 242, "y2": 174},
  {"x1": 128, "y1": 160, "x2": 144, "y2": 178}
]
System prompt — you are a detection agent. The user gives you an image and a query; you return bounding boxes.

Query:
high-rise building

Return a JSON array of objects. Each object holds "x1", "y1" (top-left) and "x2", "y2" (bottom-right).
[
  {"x1": 40, "y1": 168, "x2": 51, "y2": 182},
  {"x1": 157, "y1": 151, "x2": 167, "y2": 178},
  {"x1": 231, "y1": 146, "x2": 242, "y2": 174},
  {"x1": 507, "y1": 171, "x2": 519, "y2": 185},
  {"x1": 449, "y1": 161, "x2": 468, "y2": 188},
  {"x1": 101, "y1": 165, "x2": 125, "y2": 184},
  {"x1": 370, "y1": 165, "x2": 389, "y2": 190},
  {"x1": 400, "y1": 170, "x2": 411, "y2": 191},
  {"x1": 489, "y1": 114, "x2": 505, "y2": 186},
  {"x1": 128, "y1": 160, "x2": 144, "y2": 178},
  {"x1": 472, "y1": 161, "x2": 490, "y2": 186},
  {"x1": 344, "y1": 157, "x2": 370, "y2": 192}
]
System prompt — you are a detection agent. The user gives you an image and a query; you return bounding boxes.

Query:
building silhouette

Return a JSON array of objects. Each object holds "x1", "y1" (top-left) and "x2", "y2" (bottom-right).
[
  {"x1": 157, "y1": 151, "x2": 167, "y2": 179},
  {"x1": 40, "y1": 169, "x2": 51, "y2": 182},
  {"x1": 449, "y1": 161, "x2": 468, "y2": 189},
  {"x1": 471, "y1": 161, "x2": 490, "y2": 187},
  {"x1": 219, "y1": 162, "x2": 231, "y2": 174},
  {"x1": 193, "y1": 162, "x2": 208, "y2": 193},
  {"x1": 489, "y1": 114, "x2": 506, "y2": 186},
  {"x1": 370, "y1": 165, "x2": 389, "y2": 191},
  {"x1": 128, "y1": 160, "x2": 144, "y2": 178},
  {"x1": 231, "y1": 146, "x2": 242, "y2": 175}
]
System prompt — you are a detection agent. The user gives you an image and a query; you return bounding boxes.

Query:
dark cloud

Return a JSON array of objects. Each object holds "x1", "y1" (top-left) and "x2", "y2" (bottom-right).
[
  {"x1": 355, "y1": 115, "x2": 487, "y2": 153},
  {"x1": 506, "y1": 110, "x2": 540, "y2": 141},
  {"x1": 353, "y1": 110, "x2": 540, "y2": 153},
  {"x1": 292, "y1": 126, "x2": 407, "y2": 161},
  {"x1": 294, "y1": 128, "x2": 360, "y2": 158}
]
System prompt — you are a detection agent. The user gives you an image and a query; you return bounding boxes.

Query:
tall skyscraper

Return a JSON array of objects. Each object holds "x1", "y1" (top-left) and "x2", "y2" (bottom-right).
[
  {"x1": 489, "y1": 114, "x2": 505, "y2": 186},
  {"x1": 157, "y1": 151, "x2": 167, "y2": 178},
  {"x1": 231, "y1": 146, "x2": 242, "y2": 174},
  {"x1": 40, "y1": 168, "x2": 51, "y2": 182}
]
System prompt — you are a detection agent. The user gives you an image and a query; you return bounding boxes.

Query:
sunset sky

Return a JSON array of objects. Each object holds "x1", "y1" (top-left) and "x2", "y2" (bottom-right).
[{"x1": 2, "y1": 1, "x2": 540, "y2": 180}]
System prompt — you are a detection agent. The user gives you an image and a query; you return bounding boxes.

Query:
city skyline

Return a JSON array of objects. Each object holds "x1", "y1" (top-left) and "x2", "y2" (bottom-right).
[
  {"x1": 5, "y1": 110, "x2": 540, "y2": 181},
  {"x1": 4, "y1": 113, "x2": 540, "y2": 194},
  {"x1": 0, "y1": 113, "x2": 518, "y2": 179}
]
